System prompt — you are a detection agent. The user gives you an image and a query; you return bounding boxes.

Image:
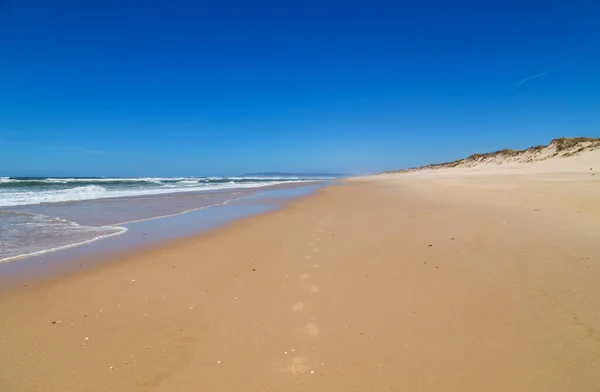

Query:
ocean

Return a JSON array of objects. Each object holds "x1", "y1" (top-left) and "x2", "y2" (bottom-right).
[{"x1": 0, "y1": 176, "x2": 331, "y2": 263}]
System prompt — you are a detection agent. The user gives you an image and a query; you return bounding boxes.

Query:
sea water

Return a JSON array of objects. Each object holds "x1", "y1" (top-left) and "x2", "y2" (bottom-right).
[{"x1": 0, "y1": 176, "x2": 331, "y2": 262}]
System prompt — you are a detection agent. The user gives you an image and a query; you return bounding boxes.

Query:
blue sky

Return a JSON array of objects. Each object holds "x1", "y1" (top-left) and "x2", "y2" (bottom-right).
[{"x1": 1, "y1": 0, "x2": 599, "y2": 176}]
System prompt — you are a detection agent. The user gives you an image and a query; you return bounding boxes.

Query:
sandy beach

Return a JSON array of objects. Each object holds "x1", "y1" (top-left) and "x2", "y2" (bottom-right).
[
  {"x1": 5, "y1": 0, "x2": 599, "y2": 389},
  {"x1": 1, "y1": 151, "x2": 599, "y2": 391}
]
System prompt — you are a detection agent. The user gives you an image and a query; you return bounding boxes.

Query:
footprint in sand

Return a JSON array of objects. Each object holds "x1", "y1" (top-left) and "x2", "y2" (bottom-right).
[
  {"x1": 300, "y1": 273, "x2": 311, "y2": 279},
  {"x1": 304, "y1": 323, "x2": 320, "y2": 336},
  {"x1": 309, "y1": 285, "x2": 320, "y2": 293},
  {"x1": 312, "y1": 248, "x2": 319, "y2": 253},
  {"x1": 303, "y1": 255, "x2": 312, "y2": 260},
  {"x1": 288, "y1": 356, "x2": 307, "y2": 375},
  {"x1": 311, "y1": 263, "x2": 320, "y2": 269},
  {"x1": 293, "y1": 302, "x2": 305, "y2": 312}
]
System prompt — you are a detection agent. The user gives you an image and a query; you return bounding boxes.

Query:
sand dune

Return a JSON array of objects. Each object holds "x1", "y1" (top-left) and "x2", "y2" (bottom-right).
[{"x1": 385, "y1": 137, "x2": 600, "y2": 176}]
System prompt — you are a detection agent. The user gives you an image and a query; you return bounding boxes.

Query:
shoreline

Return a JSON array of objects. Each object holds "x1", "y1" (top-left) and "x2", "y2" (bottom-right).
[
  {"x1": 1, "y1": 177, "x2": 334, "y2": 267},
  {"x1": 0, "y1": 182, "x2": 329, "y2": 287},
  {"x1": 1, "y1": 170, "x2": 599, "y2": 391}
]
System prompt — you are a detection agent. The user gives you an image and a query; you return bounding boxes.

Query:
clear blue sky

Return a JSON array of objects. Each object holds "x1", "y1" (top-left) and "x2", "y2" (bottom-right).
[{"x1": 1, "y1": 0, "x2": 598, "y2": 176}]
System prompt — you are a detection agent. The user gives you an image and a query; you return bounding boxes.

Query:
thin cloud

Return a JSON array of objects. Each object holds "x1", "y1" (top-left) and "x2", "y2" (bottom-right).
[
  {"x1": 79, "y1": 148, "x2": 142, "y2": 156},
  {"x1": 513, "y1": 66, "x2": 565, "y2": 86}
]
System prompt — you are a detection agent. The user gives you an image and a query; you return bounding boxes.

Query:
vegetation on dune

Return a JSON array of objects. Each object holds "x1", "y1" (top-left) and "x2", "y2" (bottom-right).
[
  {"x1": 552, "y1": 137, "x2": 599, "y2": 151},
  {"x1": 384, "y1": 137, "x2": 600, "y2": 174}
]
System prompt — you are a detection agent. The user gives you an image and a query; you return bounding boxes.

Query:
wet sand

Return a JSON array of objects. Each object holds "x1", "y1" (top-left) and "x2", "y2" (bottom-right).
[
  {"x1": 1, "y1": 168, "x2": 599, "y2": 391},
  {"x1": 0, "y1": 183, "x2": 325, "y2": 285}
]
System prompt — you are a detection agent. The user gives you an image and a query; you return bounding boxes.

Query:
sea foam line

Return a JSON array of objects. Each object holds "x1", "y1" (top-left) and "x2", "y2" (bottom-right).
[
  {"x1": 0, "y1": 192, "x2": 248, "y2": 263},
  {"x1": 0, "y1": 226, "x2": 129, "y2": 264},
  {"x1": 110, "y1": 192, "x2": 246, "y2": 226},
  {"x1": 0, "y1": 181, "x2": 317, "y2": 263},
  {"x1": 0, "y1": 180, "x2": 312, "y2": 208}
]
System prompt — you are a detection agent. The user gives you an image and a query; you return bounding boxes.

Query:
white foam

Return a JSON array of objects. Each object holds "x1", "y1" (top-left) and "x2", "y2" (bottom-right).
[
  {"x1": 0, "y1": 226, "x2": 128, "y2": 263},
  {"x1": 0, "y1": 180, "x2": 311, "y2": 207},
  {"x1": 0, "y1": 211, "x2": 128, "y2": 263},
  {"x1": 0, "y1": 177, "x2": 196, "y2": 184}
]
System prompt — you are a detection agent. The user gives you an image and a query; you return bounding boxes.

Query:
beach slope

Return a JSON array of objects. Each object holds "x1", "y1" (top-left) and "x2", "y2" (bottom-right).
[{"x1": 1, "y1": 152, "x2": 599, "y2": 391}]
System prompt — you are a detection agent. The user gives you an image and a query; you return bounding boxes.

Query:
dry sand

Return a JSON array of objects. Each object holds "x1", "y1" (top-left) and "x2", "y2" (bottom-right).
[{"x1": 1, "y1": 152, "x2": 599, "y2": 391}]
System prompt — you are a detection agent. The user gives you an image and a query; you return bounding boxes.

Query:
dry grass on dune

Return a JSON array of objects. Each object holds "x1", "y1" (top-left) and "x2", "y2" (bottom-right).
[{"x1": 386, "y1": 136, "x2": 600, "y2": 173}]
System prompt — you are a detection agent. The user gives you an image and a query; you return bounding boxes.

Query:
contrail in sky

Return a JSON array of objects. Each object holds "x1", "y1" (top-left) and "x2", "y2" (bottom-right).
[{"x1": 513, "y1": 66, "x2": 565, "y2": 86}]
